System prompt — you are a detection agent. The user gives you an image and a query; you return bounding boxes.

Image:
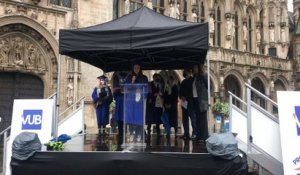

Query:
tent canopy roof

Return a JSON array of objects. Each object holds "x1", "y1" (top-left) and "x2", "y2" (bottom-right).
[{"x1": 59, "y1": 7, "x2": 208, "y2": 72}]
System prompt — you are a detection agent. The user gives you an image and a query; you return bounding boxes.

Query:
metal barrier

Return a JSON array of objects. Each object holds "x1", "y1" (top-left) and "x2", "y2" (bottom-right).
[
  {"x1": 58, "y1": 96, "x2": 85, "y2": 136},
  {"x1": 0, "y1": 126, "x2": 10, "y2": 175},
  {"x1": 229, "y1": 83, "x2": 283, "y2": 175}
]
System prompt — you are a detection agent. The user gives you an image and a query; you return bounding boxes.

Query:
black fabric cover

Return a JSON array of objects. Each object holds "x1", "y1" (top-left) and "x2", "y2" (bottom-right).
[
  {"x1": 59, "y1": 7, "x2": 208, "y2": 72},
  {"x1": 12, "y1": 132, "x2": 41, "y2": 161},
  {"x1": 11, "y1": 152, "x2": 247, "y2": 175},
  {"x1": 206, "y1": 132, "x2": 240, "y2": 160}
]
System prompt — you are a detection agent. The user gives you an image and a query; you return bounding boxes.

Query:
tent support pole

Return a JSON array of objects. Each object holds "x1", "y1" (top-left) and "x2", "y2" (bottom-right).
[
  {"x1": 54, "y1": 54, "x2": 62, "y2": 139},
  {"x1": 206, "y1": 52, "x2": 211, "y2": 134}
]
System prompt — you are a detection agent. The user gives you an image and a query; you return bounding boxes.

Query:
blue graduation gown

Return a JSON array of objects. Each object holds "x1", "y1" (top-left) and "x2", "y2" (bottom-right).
[
  {"x1": 92, "y1": 87, "x2": 113, "y2": 128},
  {"x1": 114, "y1": 93, "x2": 124, "y2": 122}
]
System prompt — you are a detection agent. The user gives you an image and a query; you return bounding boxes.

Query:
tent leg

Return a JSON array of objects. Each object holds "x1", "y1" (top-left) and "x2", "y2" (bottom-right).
[
  {"x1": 206, "y1": 52, "x2": 211, "y2": 134},
  {"x1": 54, "y1": 54, "x2": 62, "y2": 138}
]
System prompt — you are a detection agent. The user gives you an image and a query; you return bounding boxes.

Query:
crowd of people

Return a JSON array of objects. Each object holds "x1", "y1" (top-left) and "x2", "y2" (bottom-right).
[{"x1": 91, "y1": 62, "x2": 209, "y2": 144}]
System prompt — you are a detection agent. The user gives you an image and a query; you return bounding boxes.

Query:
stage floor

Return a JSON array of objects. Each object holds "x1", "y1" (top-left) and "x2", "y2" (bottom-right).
[{"x1": 67, "y1": 133, "x2": 208, "y2": 153}]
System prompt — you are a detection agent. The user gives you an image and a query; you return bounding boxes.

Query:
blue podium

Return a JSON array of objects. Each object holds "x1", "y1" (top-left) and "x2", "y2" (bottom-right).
[{"x1": 122, "y1": 83, "x2": 148, "y2": 147}]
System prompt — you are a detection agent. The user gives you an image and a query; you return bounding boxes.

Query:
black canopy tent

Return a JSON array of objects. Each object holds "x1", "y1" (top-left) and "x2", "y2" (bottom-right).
[{"x1": 59, "y1": 6, "x2": 208, "y2": 72}]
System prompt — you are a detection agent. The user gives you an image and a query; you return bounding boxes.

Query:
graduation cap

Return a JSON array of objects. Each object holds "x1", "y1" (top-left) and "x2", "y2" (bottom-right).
[{"x1": 97, "y1": 75, "x2": 107, "y2": 80}]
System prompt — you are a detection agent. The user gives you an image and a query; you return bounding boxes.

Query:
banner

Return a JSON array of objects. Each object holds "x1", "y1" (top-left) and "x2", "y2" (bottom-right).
[
  {"x1": 6, "y1": 99, "x2": 54, "y2": 175},
  {"x1": 277, "y1": 91, "x2": 300, "y2": 175}
]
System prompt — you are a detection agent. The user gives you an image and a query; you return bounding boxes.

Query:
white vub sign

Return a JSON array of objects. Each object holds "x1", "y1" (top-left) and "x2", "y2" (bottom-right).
[
  {"x1": 277, "y1": 91, "x2": 300, "y2": 175},
  {"x1": 6, "y1": 99, "x2": 54, "y2": 175},
  {"x1": 21, "y1": 110, "x2": 43, "y2": 130}
]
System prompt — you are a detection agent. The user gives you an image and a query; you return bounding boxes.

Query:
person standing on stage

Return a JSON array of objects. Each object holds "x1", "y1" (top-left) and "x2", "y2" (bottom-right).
[
  {"x1": 163, "y1": 75, "x2": 179, "y2": 138},
  {"x1": 146, "y1": 73, "x2": 164, "y2": 138},
  {"x1": 112, "y1": 71, "x2": 128, "y2": 145},
  {"x1": 192, "y1": 64, "x2": 209, "y2": 142},
  {"x1": 179, "y1": 69, "x2": 197, "y2": 140},
  {"x1": 92, "y1": 75, "x2": 113, "y2": 138},
  {"x1": 125, "y1": 62, "x2": 148, "y2": 143}
]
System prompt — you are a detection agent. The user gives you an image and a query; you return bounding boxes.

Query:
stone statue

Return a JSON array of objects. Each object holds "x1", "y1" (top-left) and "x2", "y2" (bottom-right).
[
  {"x1": 169, "y1": 3, "x2": 180, "y2": 19},
  {"x1": 243, "y1": 24, "x2": 248, "y2": 41},
  {"x1": 176, "y1": 3, "x2": 180, "y2": 19},
  {"x1": 281, "y1": 28, "x2": 285, "y2": 42},
  {"x1": 256, "y1": 28, "x2": 261, "y2": 42},
  {"x1": 270, "y1": 28, "x2": 275, "y2": 42},
  {"x1": 295, "y1": 9, "x2": 299, "y2": 24},
  {"x1": 0, "y1": 39, "x2": 10, "y2": 64},
  {"x1": 192, "y1": 12, "x2": 198, "y2": 22},
  {"x1": 13, "y1": 37, "x2": 24, "y2": 65},
  {"x1": 124, "y1": 0, "x2": 130, "y2": 14},
  {"x1": 147, "y1": 0, "x2": 153, "y2": 10},
  {"x1": 27, "y1": 43, "x2": 37, "y2": 67},
  {"x1": 67, "y1": 82, "x2": 74, "y2": 106},
  {"x1": 209, "y1": 16, "x2": 215, "y2": 33},
  {"x1": 35, "y1": 52, "x2": 43, "y2": 69},
  {"x1": 226, "y1": 19, "x2": 233, "y2": 36},
  {"x1": 231, "y1": 20, "x2": 235, "y2": 46}
]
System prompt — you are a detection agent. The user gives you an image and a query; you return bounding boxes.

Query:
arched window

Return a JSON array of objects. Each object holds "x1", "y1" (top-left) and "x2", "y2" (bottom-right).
[
  {"x1": 152, "y1": 0, "x2": 165, "y2": 14},
  {"x1": 200, "y1": 1, "x2": 205, "y2": 23},
  {"x1": 130, "y1": 0, "x2": 143, "y2": 12},
  {"x1": 50, "y1": 0, "x2": 72, "y2": 8},
  {"x1": 50, "y1": 0, "x2": 60, "y2": 5},
  {"x1": 246, "y1": 8, "x2": 254, "y2": 52},
  {"x1": 259, "y1": 9, "x2": 265, "y2": 54},
  {"x1": 234, "y1": 11, "x2": 239, "y2": 50},
  {"x1": 62, "y1": 0, "x2": 72, "y2": 8},
  {"x1": 248, "y1": 16, "x2": 252, "y2": 52},
  {"x1": 178, "y1": 0, "x2": 188, "y2": 21},
  {"x1": 216, "y1": 6, "x2": 221, "y2": 47}
]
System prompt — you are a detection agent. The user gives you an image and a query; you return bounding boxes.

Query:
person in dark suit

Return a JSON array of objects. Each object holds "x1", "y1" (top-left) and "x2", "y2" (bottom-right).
[
  {"x1": 179, "y1": 69, "x2": 197, "y2": 140},
  {"x1": 192, "y1": 64, "x2": 209, "y2": 142},
  {"x1": 163, "y1": 75, "x2": 179, "y2": 138},
  {"x1": 146, "y1": 73, "x2": 164, "y2": 138}
]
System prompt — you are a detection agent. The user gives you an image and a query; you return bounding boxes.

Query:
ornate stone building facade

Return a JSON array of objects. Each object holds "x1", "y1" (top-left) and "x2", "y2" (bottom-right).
[
  {"x1": 114, "y1": 0, "x2": 293, "y2": 132},
  {"x1": 0, "y1": 0, "x2": 112, "y2": 133},
  {"x1": 0, "y1": 0, "x2": 293, "y2": 133}
]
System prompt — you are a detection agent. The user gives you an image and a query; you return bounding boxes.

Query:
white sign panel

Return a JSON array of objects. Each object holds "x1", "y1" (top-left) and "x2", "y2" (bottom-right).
[
  {"x1": 6, "y1": 99, "x2": 54, "y2": 175},
  {"x1": 277, "y1": 91, "x2": 300, "y2": 175}
]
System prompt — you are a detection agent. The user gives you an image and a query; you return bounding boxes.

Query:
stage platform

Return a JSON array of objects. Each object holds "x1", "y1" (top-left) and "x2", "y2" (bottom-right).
[
  {"x1": 83, "y1": 133, "x2": 208, "y2": 153},
  {"x1": 10, "y1": 134, "x2": 248, "y2": 175}
]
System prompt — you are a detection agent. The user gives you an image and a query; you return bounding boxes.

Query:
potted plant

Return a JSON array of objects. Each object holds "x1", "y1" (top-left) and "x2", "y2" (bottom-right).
[
  {"x1": 44, "y1": 134, "x2": 71, "y2": 151},
  {"x1": 44, "y1": 141, "x2": 64, "y2": 151},
  {"x1": 212, "y1": 101, "x2": 230, "y2": 132}
]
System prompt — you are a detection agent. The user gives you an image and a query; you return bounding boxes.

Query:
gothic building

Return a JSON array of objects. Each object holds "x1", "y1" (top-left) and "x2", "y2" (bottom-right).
[{"x1": 0, "y1": 0, "x2": 293, "y2": 133}]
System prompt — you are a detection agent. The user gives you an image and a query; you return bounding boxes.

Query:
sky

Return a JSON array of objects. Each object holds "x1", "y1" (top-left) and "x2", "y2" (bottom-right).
[{"x1": 288, "y1": 0, "x2": 293, "y2": 12}]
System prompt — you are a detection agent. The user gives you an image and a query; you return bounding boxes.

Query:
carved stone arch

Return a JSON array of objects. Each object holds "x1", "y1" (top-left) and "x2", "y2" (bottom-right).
[
  {"x1": 223, "y1": 69, "x2": 245, "y2": 99},
  {"x1": 224, "y1": 69, "x2": 245, "y2": 86},
  {"x1": 250, "y1": 72, "x2": 269, "y2": 91},
  {"x1": 234, "y1": 0, "x2": 243, "y2": 13},
  {"x1": 0, "y1": 16, "x2": 58, "y2": 97},
  {"x1": 274, "y1": 75, "x2": 289, "y2": 91},
  {"x1": 246, "y1": 5, "x2": 257, "y2": 20}
]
